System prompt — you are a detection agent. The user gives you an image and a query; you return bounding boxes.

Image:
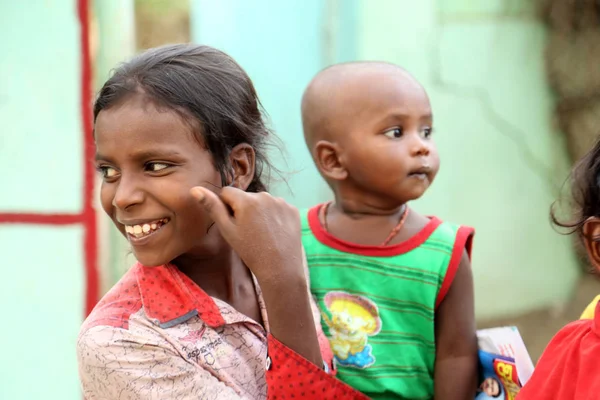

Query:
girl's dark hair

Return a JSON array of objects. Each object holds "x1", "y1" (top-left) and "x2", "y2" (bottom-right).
[
  {"x1": 94, "y1": 43, "x2": 277, "y2": 192},
  {"x1": 551, "y1": 138, "x2": 600, "y2": 235}
]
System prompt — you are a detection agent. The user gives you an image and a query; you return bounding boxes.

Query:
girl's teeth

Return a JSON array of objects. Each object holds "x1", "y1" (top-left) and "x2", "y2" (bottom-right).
[{"x1": 125, "y1": 219, "x2": 170, "y2": 239}]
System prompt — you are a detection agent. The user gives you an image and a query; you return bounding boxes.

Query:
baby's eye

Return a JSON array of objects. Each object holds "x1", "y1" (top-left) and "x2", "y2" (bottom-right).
[
  {"x1": 97, "y1": 166, "x2": 118, "y2": 179},
  {"x1": 422, "y1": 127, "x2": 433, "y2": 138},
  {"x1": 146, "y1": 162, "x2": 170, "y2": 172},
  {"x1": 383, "y1": 127, "x2": 403, "y2": 139}
]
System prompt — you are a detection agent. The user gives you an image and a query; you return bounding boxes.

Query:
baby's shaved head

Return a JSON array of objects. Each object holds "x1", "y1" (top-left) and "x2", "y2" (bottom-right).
[
  {"x1": 301, "y1": 62, "x2": 424, "y2": 152},
  {"x1": 300, "y1": 61, "x2": 436, "y2": 206}
]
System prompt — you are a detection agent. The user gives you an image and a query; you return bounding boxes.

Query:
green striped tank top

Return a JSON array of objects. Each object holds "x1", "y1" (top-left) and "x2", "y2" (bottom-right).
[{"x1": 301, "y1": 205, "x2": 474, "y2": 400}]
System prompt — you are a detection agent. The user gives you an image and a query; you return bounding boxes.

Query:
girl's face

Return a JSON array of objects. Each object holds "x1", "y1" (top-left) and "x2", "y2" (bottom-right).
[{"x1": 94, "y1": 95, "x2": 223, "y2": 267}]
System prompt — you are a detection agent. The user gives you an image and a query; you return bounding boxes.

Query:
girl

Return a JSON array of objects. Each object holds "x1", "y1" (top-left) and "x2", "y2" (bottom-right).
[
  {"x1": 517, "y1": 139, "x2": 600, "y2": 399},
  {"x1": 78, "y1": 44, "x2": 366, "y2": 400}
]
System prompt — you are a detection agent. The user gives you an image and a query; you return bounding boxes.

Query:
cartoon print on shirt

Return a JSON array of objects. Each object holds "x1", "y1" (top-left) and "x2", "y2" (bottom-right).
[{"x1": 321, "y1": 291, "x2": 382, "y2": 368}]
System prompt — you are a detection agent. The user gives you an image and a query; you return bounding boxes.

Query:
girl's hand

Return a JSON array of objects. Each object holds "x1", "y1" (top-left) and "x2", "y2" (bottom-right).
[
  {"x1": 190, "y1": 186, "x2": 323, "y2": 367},
  {"x1": 190, "y1": 186, "x2": 304, "y2": 284}
]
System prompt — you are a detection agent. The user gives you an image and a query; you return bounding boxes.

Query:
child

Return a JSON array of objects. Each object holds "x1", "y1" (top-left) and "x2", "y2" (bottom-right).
[
  {"x1": 517, "y1": 139, "x2": 600, "y2": 399},
  {"x1": 300, "y1": 62, "x2": 478, "y2": 399},
  {"x1": 78, "y1": 44, "x2": 367, "y2": 400}
]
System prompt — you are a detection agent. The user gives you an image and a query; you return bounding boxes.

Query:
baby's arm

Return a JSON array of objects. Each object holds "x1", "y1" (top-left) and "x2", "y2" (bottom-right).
[{"x1": 434, "y1": 251, "x2": 478, "y2": 400}]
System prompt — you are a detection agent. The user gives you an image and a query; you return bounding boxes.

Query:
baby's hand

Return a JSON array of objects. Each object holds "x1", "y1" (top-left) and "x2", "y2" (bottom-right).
[{"x1": 190, "y1": 186, "x2": 304, "y2": 284}]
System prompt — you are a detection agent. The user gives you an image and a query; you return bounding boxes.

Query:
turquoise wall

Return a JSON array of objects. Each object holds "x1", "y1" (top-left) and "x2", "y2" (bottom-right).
[
  {"x1": 190, "y1": 0, "x2": 579, "y2": 319},
  {"x1": 191, "y1": 0, "x2": 334, "y2": 209},
  {"x1": 1, "y1": 3, "x2": 83, "y2": 213},
  {"x1": 0, "y1": 2, "x2": 84, "y2": 399},
  {"x1": 0, "y1": 226, "x2": 84, "y2": 399}
]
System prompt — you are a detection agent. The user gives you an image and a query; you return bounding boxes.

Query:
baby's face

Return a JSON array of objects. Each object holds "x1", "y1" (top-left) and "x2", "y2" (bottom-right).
[{"x1": 332, "y1": 68, "x2": 439, "y2": 207}]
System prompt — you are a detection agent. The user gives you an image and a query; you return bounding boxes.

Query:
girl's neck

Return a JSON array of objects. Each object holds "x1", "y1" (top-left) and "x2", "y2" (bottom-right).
[{"x1": 174, "y1": 247, "x2": 254, "y2": 304}]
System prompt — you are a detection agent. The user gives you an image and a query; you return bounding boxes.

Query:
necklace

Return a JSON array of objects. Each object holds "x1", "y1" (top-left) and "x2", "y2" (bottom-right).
[{"x1": 319, "y1": 201, "x2": 410, "y2": 246}]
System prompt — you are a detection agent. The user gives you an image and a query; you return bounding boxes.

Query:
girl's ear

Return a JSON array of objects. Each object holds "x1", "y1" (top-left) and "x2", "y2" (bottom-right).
[
  {"x1": 228, "y1": 143, "x2": 255, "y2": 190},
  {"x1": 582, "y1": 217, "x2": 600, "y2": 272}
]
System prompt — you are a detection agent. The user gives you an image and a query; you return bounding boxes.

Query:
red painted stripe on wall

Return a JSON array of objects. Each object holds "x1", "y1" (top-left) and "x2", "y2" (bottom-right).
[
  {"x1": 78, "y1": 0, "x2": 99, "y2": 318},
  {"x1": 0, "y1": 213, "x2": 83, "y2": 225}
]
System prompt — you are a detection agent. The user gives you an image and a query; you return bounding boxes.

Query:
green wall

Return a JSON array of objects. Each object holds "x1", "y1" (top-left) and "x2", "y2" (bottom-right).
[
  {"x1": 190, "y1": 0, "x2": 579, "y2": 319},
  {"x1": 0, "y1": 2, "x2": 84, "y2": 399}
]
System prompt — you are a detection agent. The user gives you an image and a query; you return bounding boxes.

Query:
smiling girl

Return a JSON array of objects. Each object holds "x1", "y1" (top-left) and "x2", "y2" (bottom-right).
[{"x1": 77, "y1": 44, "x2": 366, "y2": 400}]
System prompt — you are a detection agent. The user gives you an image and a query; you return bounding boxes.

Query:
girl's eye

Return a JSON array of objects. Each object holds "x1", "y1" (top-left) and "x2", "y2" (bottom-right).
[
  {"x1": 422, "y1": 127, "x2": 433, "y2": 138},
  {"x1": 383, "y1": 127, "x2": 403, "y2": 138},
  {"x1": 146, "y1": 162, "x2": 170, "y2": 172},
  {"x1": 97, "y1": 166, "x2": 118, "y2": 179}
]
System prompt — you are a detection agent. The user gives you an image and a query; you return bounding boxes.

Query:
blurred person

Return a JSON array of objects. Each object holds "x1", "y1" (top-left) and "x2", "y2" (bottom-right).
[
  {"x1": 580, "y1": 294, "x2": 600, "y2": 319},
  {"x1": 479, "y1": 377, "x2": 501, "y2": 398},
  {"x1": 77, "y1": 43, "x2": 367, "y2": 400},
  {"x1": 299, "y1": 62, "x2": 478, "y2": 399},
  {"x1": 517, "y1": 138, "x2": 600, "y2": 399}
]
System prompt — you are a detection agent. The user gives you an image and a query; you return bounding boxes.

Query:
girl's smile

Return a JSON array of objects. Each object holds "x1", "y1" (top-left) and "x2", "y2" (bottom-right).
[{"x1": 121, "y1": 217, "x2": 170, "y2": 244}]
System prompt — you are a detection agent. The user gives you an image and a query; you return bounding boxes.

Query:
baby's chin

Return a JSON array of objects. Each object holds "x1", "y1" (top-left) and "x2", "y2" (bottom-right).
[
  {"x1": 395, "y1": 189, "x2": 428, "y2": 206},
  {"x1": 403, "y1": 179, "x2": 434, "y2": 201}
]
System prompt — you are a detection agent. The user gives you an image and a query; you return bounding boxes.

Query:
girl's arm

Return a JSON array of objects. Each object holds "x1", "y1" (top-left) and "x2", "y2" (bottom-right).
[
  {"x1": 191, "y1": 186, "x2": 368, "y2": 399},
  {"x1": 434, "y1": 251, "x2": 478, "y2": 400},
  {"x1": 264, "y1": 290, "x2": 368, "y2": 399}
]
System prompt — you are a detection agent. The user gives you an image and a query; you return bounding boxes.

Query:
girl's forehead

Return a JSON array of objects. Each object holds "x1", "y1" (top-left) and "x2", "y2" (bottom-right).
[
  {"x1": 94, "y1": 100, "x2": 204, "y2": 157},
  {"x1": 96, "y1": 99, "x2": 192, "y2": 139}
]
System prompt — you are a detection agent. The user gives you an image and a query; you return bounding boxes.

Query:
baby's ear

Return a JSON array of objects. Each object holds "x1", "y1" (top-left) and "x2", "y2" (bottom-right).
[
  {"x1": 314, "y1": 140, "x2": 347, "y2": 182},
  {"x1": 582, "y1": 217, "x2": 600, "y2": 272}
]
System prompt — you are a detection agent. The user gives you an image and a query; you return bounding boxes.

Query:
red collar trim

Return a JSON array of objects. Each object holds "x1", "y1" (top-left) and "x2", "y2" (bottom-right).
[
  {"x1": 307, "y1": 204, "x2": 442, "y2": 257},
  {"x1": 134, "y1": 263, "x2": 226, "y2": 329}
]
